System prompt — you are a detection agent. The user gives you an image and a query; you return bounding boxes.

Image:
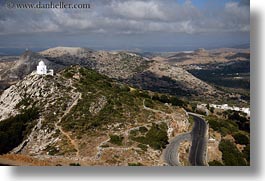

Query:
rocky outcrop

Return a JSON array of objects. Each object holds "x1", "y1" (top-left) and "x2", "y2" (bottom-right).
[
  {"x1": 207, "y1": 130, "x2": 222, "y2": 163},
  {"x1": 0, "y1": 83, "x2": 21, "y2": 120},
  {"x1": 0, "y1": 71, "x2": 80, "y2": 158},
  {"x1": 0, "y1": 72, "x2": 74, "y2": 121},
  {"x1": 128, "y1": 61, "x2": 219, "y2": 97},
  {"x1": 11, "y1": 118, "x2": 58, "y2": 155},
  {"x1": 89, "y1": 96, "x2": 107, "y2": 115}
]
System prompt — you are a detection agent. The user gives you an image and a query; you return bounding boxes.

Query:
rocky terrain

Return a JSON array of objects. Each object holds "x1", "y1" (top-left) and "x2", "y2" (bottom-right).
[
  {"x1": 151, "y1": 48, "x2": 250, "y2": 105},
  {"x1": 0, "y1": 47, "x2": 250, "y2": 166},
  {"x1": 0, "y1": 66, "x2": 192, "y2": 166},
  {"x1": 128, "y1": 61, "x2": 218, "y2": 98},
  {"x1": 0, "y1": 56, "x2": 19, "y2": 92},
  {"x1": 0, "y1": 47, "x2": 150, "y2": 91},
  {"x1": 0, "y1": 52, "x2": 63, "y2": 92},
  {"x1": 152, "y1": 48, "x2": 250, "y2": 66},
  {"x1": 0, "y1": 47, "x2": 229, "y2": 102},
  {"x1": 40, "y1": 47, "x2": 151, "y2": 80}
]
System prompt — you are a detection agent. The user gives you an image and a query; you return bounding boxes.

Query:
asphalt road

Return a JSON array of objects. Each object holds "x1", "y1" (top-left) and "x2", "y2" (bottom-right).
[
  {"x1": 164, "y1": 112, "x2": 208, "y2": 166},
  {"x1": 188, "y1": 113, "x2": 208, "y2": 166},
  {"x1": 164, "y1": 133, "x2": 192, "y2": 166}
]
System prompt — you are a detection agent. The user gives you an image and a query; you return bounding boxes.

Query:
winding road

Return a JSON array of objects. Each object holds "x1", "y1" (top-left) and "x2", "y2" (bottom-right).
[
  {"x1": 164, "y1": 112, "x2": 208, "y2": 166},
  {"x1": 164, "y1": 133, "x2": 191, "y2": 166},
  {"x1": 188, "y1": 113, "x2": 208, "y2": 166}
]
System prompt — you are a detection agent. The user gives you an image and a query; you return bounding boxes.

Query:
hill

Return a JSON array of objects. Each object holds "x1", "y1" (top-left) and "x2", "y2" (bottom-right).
[
  {"x1": 0, "y1": 47, "x2": 250, "y2": 105},
  {"x1": 0, "y1": 66, "x2": 190, "y2": 166}
]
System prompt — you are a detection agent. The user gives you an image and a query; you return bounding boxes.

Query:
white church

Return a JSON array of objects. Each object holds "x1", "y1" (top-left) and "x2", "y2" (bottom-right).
[{"x1": 36, "y1": 60, "x2": 54, "y2": 76}]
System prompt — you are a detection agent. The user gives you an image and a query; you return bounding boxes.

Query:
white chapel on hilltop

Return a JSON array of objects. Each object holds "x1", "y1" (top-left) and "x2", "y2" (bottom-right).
[{"x1": 37, "y1": 60, "x2": 54, "y2": 76}]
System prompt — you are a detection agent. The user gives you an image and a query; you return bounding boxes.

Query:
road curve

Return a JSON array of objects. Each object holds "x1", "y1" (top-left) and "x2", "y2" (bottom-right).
[
  {"x1": 164, "y1": 112, "x2": 208, "y2": 166},
  {"x1": 188, "y1": 113, "x2": 208, "y2": 166},
  {"x1": 164, "y1": 133, "x2": 192, "y2": 166}
]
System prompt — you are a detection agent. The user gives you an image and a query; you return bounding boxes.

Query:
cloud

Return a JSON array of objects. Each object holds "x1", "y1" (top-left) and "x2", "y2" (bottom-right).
[
  {"x1": 0, "y1": 0, "x2": 250, "y2": 36},
  {"x1": 239, "y1": 0, "x2": 250, "y2": 6},
  {"x1": 110, "y1": 1, "x2": 167, "y2": 20},
  {"x1": 223, "y1": 1, "x2": 250, "y2": 32}
]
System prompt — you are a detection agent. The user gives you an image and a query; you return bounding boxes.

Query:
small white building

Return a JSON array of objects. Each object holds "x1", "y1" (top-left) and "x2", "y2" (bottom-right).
[
  {"x1": 36, "y1": 60, "x2": 53, "y2": 76},
  {"x1": 208, "y1": 103, "x2": 250, "y2": 117},
  {"x1": 37, "y1": 61, "x2": 47, "y2": 75},
  {"x1": 48, "y1": 69, "x2": 54, "y2": 76},
  {"x1": 208, "y1": 137, "x2": 216, "y2": 143}
]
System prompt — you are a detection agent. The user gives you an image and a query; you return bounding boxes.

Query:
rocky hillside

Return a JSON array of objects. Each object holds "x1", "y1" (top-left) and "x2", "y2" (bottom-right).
[
  {"x1": 1, "y1": 47, "x2": 222, "y2": 101},
  {"x1": 150, "y1": 48, "x2": 250, "y2": 104},
  {"x1": 0, "y1": 66, "x2": 191, "y2": 166},
  {"x1": 41, "y1": 47, "x2": 221, "y2": 98},
  {"x1": 0, "y1": 56, "x2": 19, "y2": 91},
  {"x1": 40, "y1": 47, "x2": 151, "y2": 79},
  {"x1": 0, "y1": 51, "x2": 63, "y2": 87},
  {"x1": 127, "y1": 61, "x2": 219, "y2": 98},
  {"x1": 152, "y1": 48, "x2": 250, "y2": 66}
]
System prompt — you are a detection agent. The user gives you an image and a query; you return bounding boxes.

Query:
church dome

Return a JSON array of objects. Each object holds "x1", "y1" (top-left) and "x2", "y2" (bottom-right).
[{"x1": 38, "y1": 60, "x2": 45, "y2": 66}]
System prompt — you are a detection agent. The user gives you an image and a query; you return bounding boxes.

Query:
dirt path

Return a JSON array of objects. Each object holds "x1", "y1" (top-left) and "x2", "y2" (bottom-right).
[
  {"x1": 94, "y1": 100, "x2": 171, "y2": 160},
  {"x1": 143, "y1": 99, "x2": 177, "y2": 119},
  {"x1": 55, "y1": 91, "x2": 82, "y2": 159}
]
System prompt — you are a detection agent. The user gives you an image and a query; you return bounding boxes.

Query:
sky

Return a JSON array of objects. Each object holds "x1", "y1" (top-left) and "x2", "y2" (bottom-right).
[{"x1": 0, "y1": 0, "x2": 250, "y2": 53}]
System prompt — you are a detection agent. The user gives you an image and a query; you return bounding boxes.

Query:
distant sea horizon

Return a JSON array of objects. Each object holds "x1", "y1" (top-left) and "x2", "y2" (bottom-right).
[{"x1": 0, "y1": 43, "x2": 250, "y2": 56}]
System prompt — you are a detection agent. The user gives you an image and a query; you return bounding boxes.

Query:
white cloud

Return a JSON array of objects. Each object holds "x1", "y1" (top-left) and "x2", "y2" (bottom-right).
[
  {"x1": 223, "y1": 2, "x2": 250, "y2": 32},
  {"x1": 0, "y1": 0, "x2": 250, "y2": 35},
  {"x1": 110, "y1": 1, "x2": 166, "y2": 20}
]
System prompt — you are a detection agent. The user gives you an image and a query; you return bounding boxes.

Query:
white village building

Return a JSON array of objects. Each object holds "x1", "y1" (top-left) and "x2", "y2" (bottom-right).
[
  {"x1": 208, "y1": 103, "x2": 250, "y2": 117},
  {"x1": 36, "y1": 60, "x2": 54, "y2": 76}
]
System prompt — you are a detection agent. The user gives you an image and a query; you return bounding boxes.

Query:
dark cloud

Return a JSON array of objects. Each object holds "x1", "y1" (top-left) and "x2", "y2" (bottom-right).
[
  {"x1": 239, "y1": 0, "x2": 250, "y2": 6},
  {"x1": 0, "y1": 0, "x2": 250, "y2": 50},
  {"x1": 0, "y1": 0, "x2": 250, "y2": 35}
]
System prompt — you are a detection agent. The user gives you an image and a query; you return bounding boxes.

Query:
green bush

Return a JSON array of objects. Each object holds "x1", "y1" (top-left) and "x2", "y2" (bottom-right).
[
  {"x1": 128, "y1": 162, "x2": 144, "y2": 166},
  {"x1": 243, "y1": 144, "x2": 250, "y2": 164},
  {"x1": 144, "y1": 98, "x2": 154, "y2": 108},
  {"x1": 15, "y1": 97, "x2": 33, "y2": 108},
  {"x1": 139, "y1": 126, "x2": 148, "y2": 134},
  {"x1": 151, "y1": 93, "x2": 185, "y2": 107},
  {"x1": 169, "y1": 96, "x2": 185, "y2": 107},
  {"x1": 131, "y1": 123, "x2": 168, "y2": 150},
  {"x1": 223, "y1": 110, "x2": 250, "y2": 132},
  {"x1": 233, "y1": 132, "x2": 249, "y2": 145},
  {"x1": 109, "y1": 135, "x2": 124, "y2": 146},
  {"x1": 209, "y1": 160, "x2": 224, "y2": 166},
  {"x1": 138, "y1": 143, "x2": 148, "y2": 151},
  {"x1": 45, "y1": 145, "x2": 59, "y2": 156},
  {"x1": 206, "y1": 116, "x2": 238, "y2": 136},
  {"x1": 129, "y1": 129, "x2": 138, "y2": 137},
  {"x1": 69, "y1": 163, "x2": 81, "y2": 166},
  {"x1": 159, "y1": 95, "x2": 170, "y2": 103},
  {"x1": 219, "y1": 140, "x2": 247, "y2": 166},
  {"x1": 64, "y1": 71, "x2": 74, "y2": 78}
]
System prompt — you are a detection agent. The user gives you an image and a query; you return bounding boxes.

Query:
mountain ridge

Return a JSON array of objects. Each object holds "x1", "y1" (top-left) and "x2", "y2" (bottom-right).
[{"x1": 0, "y1": 46, "x2": 250, "y2": 103}]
